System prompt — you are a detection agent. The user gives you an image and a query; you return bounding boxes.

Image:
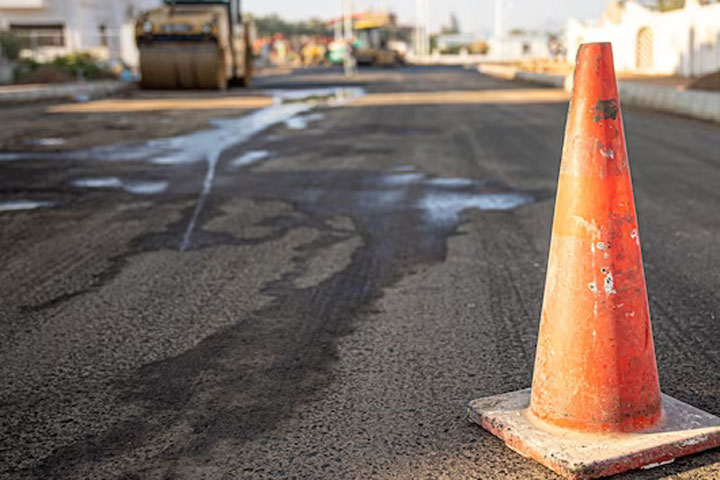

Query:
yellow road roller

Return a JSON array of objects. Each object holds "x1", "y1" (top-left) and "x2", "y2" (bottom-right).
[
  {"x1": 353, "y1": 12, "x2": 404, "y2": 67},
  {"x1": 136, "y1": 0, "x2": 252, "y2": 89}
]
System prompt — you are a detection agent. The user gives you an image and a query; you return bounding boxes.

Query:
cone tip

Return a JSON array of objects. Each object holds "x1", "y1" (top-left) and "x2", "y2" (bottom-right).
[
  {"x1": 574, "y1": 42, "x2": 617, "y2": 82},
  {"x1": 577, "y1": 42, "x2": 613, "y2": 57}
]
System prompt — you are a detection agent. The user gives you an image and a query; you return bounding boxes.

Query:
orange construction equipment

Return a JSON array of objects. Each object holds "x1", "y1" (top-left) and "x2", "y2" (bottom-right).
[{"x1": 468, "y1": 42, "x2": 720, "y2": 480}]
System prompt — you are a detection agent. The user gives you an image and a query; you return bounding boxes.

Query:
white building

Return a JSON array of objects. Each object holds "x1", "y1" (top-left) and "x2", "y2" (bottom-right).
[
  {"x1": 488, "y1": 33, "x2": 552, "y2": 61},
  {"x1": 566, "y1": 0, "x2": 720, "y2": 77},
  {"x1": 0, "y1": 0, "x2": 161, "y2": 67}
]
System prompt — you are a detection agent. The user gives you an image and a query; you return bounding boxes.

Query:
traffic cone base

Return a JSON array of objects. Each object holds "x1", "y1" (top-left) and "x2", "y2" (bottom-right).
[{"x1": 468, "y1": 388, "x2": 720, "y2": 480}]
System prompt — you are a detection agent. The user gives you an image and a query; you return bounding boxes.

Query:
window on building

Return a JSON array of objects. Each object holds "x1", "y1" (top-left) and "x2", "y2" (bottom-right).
[
  {"x1": 522, "y1": 42, "x2": 531, "y2": 55},
  {"x1": 98, "y1": 24, "x2": 108, "y2": 47},
  {"x1": 9, "y1": 24, "x2": 65, "y2": 48}
]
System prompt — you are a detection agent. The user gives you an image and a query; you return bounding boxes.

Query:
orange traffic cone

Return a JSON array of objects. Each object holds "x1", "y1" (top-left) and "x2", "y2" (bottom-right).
[{"x1": 468, "y1": 42, "x2": 720, "y2": 480}]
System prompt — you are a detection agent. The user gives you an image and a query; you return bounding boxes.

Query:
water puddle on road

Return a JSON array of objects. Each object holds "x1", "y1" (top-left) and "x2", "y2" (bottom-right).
[
  {"x1": 0, "y1": 87, "x2": 365, "y2": 250},
  {"x1": 0, "y1": 87, "x2": 365, "y2": 165},
  {"x1": 231, "y1": 150, "x2": 271, "y2": 168},
  {"x1": 370, "y1": 173, "x2": 533, "y2": 223},
  {"x1": 284, "y1": 113, "x2": 326, "y2": 130},
  {"x1": 268, "y1": 87, "x2": 364, "y2": 107},
  {"x1": 72, "y1": 177, "x2": 124, "y2": 188},
  {"x1": 390, "y1": 165, "x2": 416, "y2": 172},
  {"x1": 419, "y1": 190, "x2": 533, "y2": 225},
  {"x1": 0, "y1": 200, "x2": 55, "y2": 212},
  {"x1": 380, "y1": 173, "x2": 426, "y2": 185},
  {"x1": 164, "y1": 165, "x2": 540, "y2": 260},
  {"x1": 146, "y1": 104, "x2": 311, "y2": 166},
  {"x1": 426, "y1": 177, "x2": 478, "y2": 187},
  {"x1": 122, "y1": 181, "x2": 169, "y2": 195},
  {"x1": 72, "y1": 177, "x2": 169, "y2": 195},
  {"x1": 22, "y1": 138, "x2": 66, "y2": 147}
]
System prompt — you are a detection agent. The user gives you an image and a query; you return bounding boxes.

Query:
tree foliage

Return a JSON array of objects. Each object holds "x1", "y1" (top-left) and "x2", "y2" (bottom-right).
[
  {"x1": 254, "y1": 14, "x2": 333, "y2": 38},
  {"x1": 441, "y1": 13, "x2": 461, "y2": 34},
  {"x1": 0, "y1": 31, "x2": 23, "y2": 61}
]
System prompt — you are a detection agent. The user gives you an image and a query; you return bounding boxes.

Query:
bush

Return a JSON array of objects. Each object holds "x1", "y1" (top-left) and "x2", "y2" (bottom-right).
[
  {"x1": 50, "y1": 52, "x2": 109, "y2": 79},
  {"x1": 14, "y1": 52, "x2": 114, "y2": 84}
]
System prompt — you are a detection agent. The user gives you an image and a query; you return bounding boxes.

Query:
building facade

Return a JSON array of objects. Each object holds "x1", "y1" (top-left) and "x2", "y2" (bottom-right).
[
  {"x1": 566, "y1": 0, "x2": 720, "y2": 77},
  {"x1": 0, "y1": 0, "x2": 161, "y2": 67},
  {"x1": 488, "y1": 33, "x2": 552, "y2": 61}
]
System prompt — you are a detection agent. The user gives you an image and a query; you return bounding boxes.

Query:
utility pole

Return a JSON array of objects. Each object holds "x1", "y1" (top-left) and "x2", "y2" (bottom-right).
[
  {"x1": 494, "y1": 0, "x2": 504, "y2": 39},
  {"x1": 343, "y1": 0, "x2": 352, "y2": 40},
  {"x1": 334, "y1": 6, "x2": 342, "y2": 41},
  {"x1": 414, "y1": 0, "x2": 421, "y2": 57},
  {"x1": 494, "y1": 0, "x2": 505, "y2": 60},
  {"x1": 423, "y1": 0, "x2": 429, "y2": 57},
  {"x1": 414, "y1": 0, "x2": 429, "y2": 58},
  {"x1": 342, "y1": 0, "x2": 356, "y2": 76}
]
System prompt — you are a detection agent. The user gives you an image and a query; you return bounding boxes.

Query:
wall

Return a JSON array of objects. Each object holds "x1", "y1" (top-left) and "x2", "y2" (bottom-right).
[
  {"x1": 566, "y1": 0, "x2": 720, "y2": 77},
  {"x1": 0, "y1": 0, "x2": 161, "y2": 67},
  {"x1": 489, "y1": 35, "x2": 551, "y2": 61}
]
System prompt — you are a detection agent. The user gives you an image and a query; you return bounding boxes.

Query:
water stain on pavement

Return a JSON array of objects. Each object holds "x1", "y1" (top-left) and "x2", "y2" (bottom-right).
[
  {"x1": 231, "y1": 150, "x2": 271, "y2": 168},
  {"x1": 22, "y1": 138, "x2": 66, "y2": 147},
  {"x1": 31, "y1": 161, "x2": 541, "y2": 477},
  {"x1": 72, "y1": 177, "x2": 169, "y2": 195},
  {"x1": 0, "y1": 199, "x2": 55, "y2": 212},
  {"x1": 5, "y1": 85, "x2": 544, "y2": 478},
  {"x1": 122, "y1": 180, "x2": 169, "y2": 195},
  {"x1": 284, "y1": 112, "x2": 326, "y2": 130}
]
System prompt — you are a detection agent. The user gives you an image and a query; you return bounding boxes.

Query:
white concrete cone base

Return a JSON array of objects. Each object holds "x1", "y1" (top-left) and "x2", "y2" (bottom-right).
[{"x1": 468, "y1": 388, "x2": 720, "y2": 480}]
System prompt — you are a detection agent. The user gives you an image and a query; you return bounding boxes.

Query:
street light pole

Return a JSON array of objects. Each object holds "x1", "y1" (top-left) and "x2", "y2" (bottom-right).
[
  {"x1": 415, "y1": 0, "x2": 429, "y2": 58},
  {"x1": 343, "y1": 0, "x2": 352, "y2": 40},
  {"x1": 494, "y1": 0, "x2": 505, "y2": 60},
  {"x1": 335, "y1": 2, "x2": 342, "y2": 41},
  {"x1": 494, "y1": 0, "x2": 504, "y2": 39}
]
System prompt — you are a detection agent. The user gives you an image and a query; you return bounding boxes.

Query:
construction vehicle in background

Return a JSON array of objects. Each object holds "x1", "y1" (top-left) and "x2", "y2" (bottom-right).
[
  {"x1": 353, "y1": 12, "x2": 405, "y2": 67},
  {"x1": 135, "y1": 0, "x2": 252, "y2": 89}
]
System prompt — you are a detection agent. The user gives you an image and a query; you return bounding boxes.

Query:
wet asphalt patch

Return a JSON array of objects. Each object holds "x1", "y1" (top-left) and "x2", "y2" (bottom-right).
[
  {"x1": 28, "y1": 159, "x2": 540, "y2": 477},
  {"x1": 1, "y1": 87, "x2": 546, "y2": 477}
]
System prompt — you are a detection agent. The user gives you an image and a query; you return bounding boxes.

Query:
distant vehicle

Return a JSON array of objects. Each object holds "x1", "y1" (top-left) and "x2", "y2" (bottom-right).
[
  {"x1": 353, "y1": 13, "x2": 405, "y2": 67},
  {"x1": 328, "y1": 40, "x2": 348, "y2": 65},
  {"x1": 135, "y1": 0, "x2": 253, "y2": 89}
]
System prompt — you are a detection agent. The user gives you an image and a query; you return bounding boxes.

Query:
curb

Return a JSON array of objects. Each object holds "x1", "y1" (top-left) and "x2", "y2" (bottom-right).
[
  {"x1": 0, "y1": 80, "x2": 130, "y2": 104},
  {"x1": 617, "y1": 82, "x2": 720, "y2": 124},
  {"x1": 477, "y1": 65, "x2": 720, "y2": 124}
]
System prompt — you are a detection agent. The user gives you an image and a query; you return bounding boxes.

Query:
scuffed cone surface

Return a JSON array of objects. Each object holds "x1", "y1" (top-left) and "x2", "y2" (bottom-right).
[{"x1": 530, "y1": 42, "x2": 661, "y2": 433}]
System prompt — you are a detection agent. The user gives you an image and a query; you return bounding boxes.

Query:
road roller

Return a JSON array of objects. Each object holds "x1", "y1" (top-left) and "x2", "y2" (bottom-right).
[
  {"x1": 353, "y1": 12, "x2": 404, "y2": 67},
  {"x1": 135, "y1": 0, "x2": 252, "y2": 89}
]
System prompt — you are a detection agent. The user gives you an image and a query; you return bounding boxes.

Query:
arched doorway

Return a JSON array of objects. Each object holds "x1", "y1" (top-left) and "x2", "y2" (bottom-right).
[{"x1": 636, "y1": 27, "x2": 654, "y2": 71}]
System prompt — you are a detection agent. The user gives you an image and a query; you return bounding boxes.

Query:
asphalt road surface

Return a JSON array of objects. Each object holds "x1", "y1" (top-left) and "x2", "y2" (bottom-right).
[{"x1": 2, "y1": 66, "x2": 720, "y2": 480}]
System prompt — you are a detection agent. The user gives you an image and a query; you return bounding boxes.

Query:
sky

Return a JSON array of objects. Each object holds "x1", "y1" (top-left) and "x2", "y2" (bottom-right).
[{"x1": 244, "y1": 0, "x2": 610, "y2": 36}]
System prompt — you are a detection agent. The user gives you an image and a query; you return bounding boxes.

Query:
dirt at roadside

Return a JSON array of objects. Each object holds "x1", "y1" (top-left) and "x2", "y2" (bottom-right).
[{"x1": 688, "y1": 70, "x2": 720, "y2": 92}]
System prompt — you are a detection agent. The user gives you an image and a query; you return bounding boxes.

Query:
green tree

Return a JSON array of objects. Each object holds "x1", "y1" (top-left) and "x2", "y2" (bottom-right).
[
  {"x1": 254, "y1": 14, "x2": 332, "y2": 38},
  {"x1": 0, "y1": 31, "x2": 23, "y2": 61},
  {"x1": 441, "y1": 13, "x2": 461, "y2": 34}
]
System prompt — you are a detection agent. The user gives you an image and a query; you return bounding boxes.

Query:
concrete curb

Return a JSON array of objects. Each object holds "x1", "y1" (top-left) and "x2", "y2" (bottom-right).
[
  {"x1": 477, "y1": 65, "x2": 720, "y2": 124},
  {"x1": 517, "y1": 71, "x2": 567, "y2": 89},
  {"x1": 617, "y1": 82, "x2": 720, "y2": 124},
  {"x1": 477, "y1": 64, "x2": 519, "y2": 80},
  {"x1": 0, "y1": 80, "x2": 129, "y2": 104}
]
